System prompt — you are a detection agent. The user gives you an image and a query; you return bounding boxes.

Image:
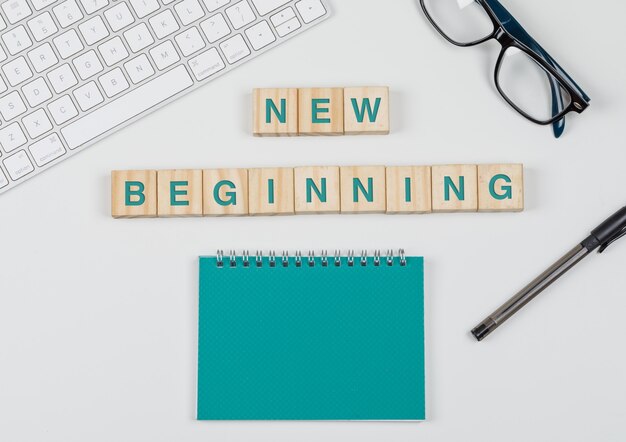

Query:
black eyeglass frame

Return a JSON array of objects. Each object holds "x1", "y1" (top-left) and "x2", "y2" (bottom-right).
[{"x1": 419, "y1": 0, "x2": 590, "y2": 132}]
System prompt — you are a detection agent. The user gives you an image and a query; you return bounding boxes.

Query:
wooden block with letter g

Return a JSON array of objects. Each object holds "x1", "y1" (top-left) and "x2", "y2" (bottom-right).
[
  {"x1": 340, "y1": 166, "x2": 386, "y2": 214},
  {"x1": 344, "y1": 86, "x2": 390, "y2": 135},
  {"x1": 294, "y1": 166, "x2": 341, "y2": 214},
  {"x1": 157, "y1": 170, "x2": 203, "y2": 217},
  {"x1": 478, "y1": 164, "x2": 524, "y2": 212},
  {"x1": 431, "y1": 165, "x2": 478, "y2": 213},
  {"x1": 298, "y1": 88, "x2": 344, "y2": 135},
  {"x1": 111, "y1": 170, "x2": 158, "y2": 218},
  {"x1": 386, "y1": 166, "x2": 432, "y2": 214},
  {"x1": 203, "y1": 168, "x2": 249, "y2": 216},
  {"x1": 248, "y1": 168, "x2": 295, "y2": 215},
  {"x1": 253, "y1": 88, "x2": 299, "y2": 136}
]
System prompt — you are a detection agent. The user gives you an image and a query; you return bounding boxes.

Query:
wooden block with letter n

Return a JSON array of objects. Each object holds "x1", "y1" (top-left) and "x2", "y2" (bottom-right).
[
  {"x1": 248, "y1": 168, "x2": 295, "y2": 216},
  {"x1": 298, "y1": 88, "x2": 344, "y2": 135},
  {"x1": 157, "y1": 170, "x2": 203, "y2": 217},
  {"x1": 253, "y1": 88, "x2": 299, "y2": 136},
  {"x1": 478, "y1": 164, "x2": 524, "y2": 212},
  {"x1": 340, "y1": 166, "x2": 386, "y2": 214},
  {"x1": 294, "y1": 166, "x2": 341, "y2": 214},
  {"x1": 111, "y1": 170, "x2": 158, "y2": 218},
  {"x1": 203, "y1": 168, "x2": 249, "y2": 216},
  {"x1": 386, "y1": 166, "x2": 432, "y2": 214},
  {"x1": 431, "y1": 165, "x2": 478, "y2": 213},
  {"x1": 344, "y1": 87, "x2": 390, "y2": 135}
]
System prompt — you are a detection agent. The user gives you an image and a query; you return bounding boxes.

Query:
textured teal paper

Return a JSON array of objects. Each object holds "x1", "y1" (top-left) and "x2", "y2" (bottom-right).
[{"x1": 197, "y1": 255, "x2": 425, "y2": 421}]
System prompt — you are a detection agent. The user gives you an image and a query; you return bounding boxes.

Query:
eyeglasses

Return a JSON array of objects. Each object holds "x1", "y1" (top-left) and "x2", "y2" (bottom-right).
[{"x1": 419, "y1": 0, "x2": 590, "y2": 138}]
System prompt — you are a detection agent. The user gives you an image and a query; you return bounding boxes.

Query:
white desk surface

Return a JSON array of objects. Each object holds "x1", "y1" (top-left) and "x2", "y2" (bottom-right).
[{"x1": 2, "y1": 0, "x2": 625, "y2": 440}]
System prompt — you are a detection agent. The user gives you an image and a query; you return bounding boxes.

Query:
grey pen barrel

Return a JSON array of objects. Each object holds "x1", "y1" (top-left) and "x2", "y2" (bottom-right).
[{"x1": 471, "y1": 244, "x2": 591, "y2": 341}]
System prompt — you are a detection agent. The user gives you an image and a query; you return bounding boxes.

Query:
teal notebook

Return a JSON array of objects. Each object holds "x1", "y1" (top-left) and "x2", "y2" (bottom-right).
[{"x1": 197, "y1": 252, "x2": 425, "y2": 421}]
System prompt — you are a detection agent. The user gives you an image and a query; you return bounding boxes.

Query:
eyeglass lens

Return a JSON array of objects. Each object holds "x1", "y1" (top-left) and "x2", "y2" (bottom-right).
[{"x1": 422, "y1": 0, "x2": 494, "y2": 45}]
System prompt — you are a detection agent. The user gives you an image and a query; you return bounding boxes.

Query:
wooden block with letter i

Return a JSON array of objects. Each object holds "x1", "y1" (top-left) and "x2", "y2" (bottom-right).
[
  {"x1": 431, "y1": 165, "x2": 478, "y2": 213},
  {"x1": 344, "y1": 87, "x2": 390, "y2": 135},
  {"x1": 253, "y1": 88, "x2": 298, "y2": 136},
  {"x1": 248, "y1": 168, "x2": 295, "y2": 216},
  {"x1": 157, "y1": 170, "x2": 203, "y2": 217},
  {"x1": 294, "y1": 166, "x2": 341, "y2": 214},
  {"x1": 478, "y1": 164, "x2": 524, "y2": 212},
  {"x1": 386, "y1": 166, "x2": 431, "y2": 214},
  {"x1": 298, "y1": 88, "x2": 344, "y2": 135},
  {"x1": 340, "y1": 166, "x2": 386, "y2": 214},
  {"x1": 111, "y1": 170, "x2": 157, "y2": 218},
  {"x1": 203, "y1": 168, "x2": 249, "y2": 216}
]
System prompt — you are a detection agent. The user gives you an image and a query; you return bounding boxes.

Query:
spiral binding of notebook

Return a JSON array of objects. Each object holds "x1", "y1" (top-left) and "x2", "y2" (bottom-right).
[{"x1": 215, "y1": 249, "x2": 407, "y2": 268}]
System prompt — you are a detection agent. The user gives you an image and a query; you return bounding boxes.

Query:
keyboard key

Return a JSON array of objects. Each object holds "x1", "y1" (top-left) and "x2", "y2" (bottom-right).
[
  {"x1": 200, "y1": 14, "x2": 231, "y2": 43},
  {"x1": 295, "y1": 0, "x2": 326, "y2": 23},
  {"x1": 0, "y1": 76, "x2": 7, "y2": 93},
  {"x1": 2, "y1": 0, "x2": 32, "y2": 24},
  {"x1": 28, "y1": 43, "x2": 58, "y2": 73},
  {"x1": 28, "y1": 12, "x2": 59, "y2": 42},
  {"x1": 188, "y1": 47, "x2": 225, "y2": 80},
  {"x1": 0, "y1": 91, "x2": 27, "y2": 120},
  {"x1": 53, "y1": 29, "x2": 83, "y2": 59},
  {"x1": 73, "y1": 81, "x2": 104, "y2": 111},
  {"x1": 225, "y1": 0, "x2": 256, "y2": 30},
  {"x1": 78, "y1": 0, "x2": 108, "y2": 14},
  {"x1": 203, "y1": 0, "x2": 230, "y2": 12},
  {"x1": 128, "y1": 0, "x2": 159, "y2": 18},
  {"x1": 250, "y1": 0, "x2": 290, "y2": 16},
  {"x1": 29, "y1": 133, "x2": 66, "y2": 166},
  {"x1": 0, "y1": 122, "x2": 28, "y2": 152},
  {"x1": 0, "y1": 15, "x2": 5, "y2": 32},
  {"x1": 3, "y1": 150, "x2": 34, "y2": 180},
  {"x1": 245, "y1": 20, "x2": 275, "y2": 50},
  {"x1": 175, "y1": 0, "x2": 205, "y2": 25},
  {"x1": 73, "y1": 50, "x2": 104, "y2": 80},
  {"x1": 275, "y1": 16, "x2": 300, "y2": 37},
  {"x1": 53, "y1": 0, "x2": 83, "y2": 28},
  {"x1": 32, "y1": 0, "x2": 58, "y2": 11},
  {"x1": 48, "y1": 95, "x2": 78, "y2": 124},
  {"x1": 104, "y1": 2, "x2": 135, "y2": 32},
  {"x1": 175, "y1": 27, "x2": 206, "y2": 56},
  {"x1": 79, "y1": 16, "x2": 109, "y2": 46},
  {"x1": 0, "y1": 45, "x2": 6, "y2": 62},
  {"x1": 99, "y1": 67, "x2": 129, "y2": 97},
  {"x1": 2, "y1": 25, "x2": 33, "y2": 55},
  {"x1": 149, "y1": 10, "x2": 179, "y2": 39},
  {"x1": 22, "y1": 77, "x2": 53, "y2": 107},
  {"x1": 124, "y1": 23, "x2": 154, "y2": 53},
  {"x1": 98, "y1": 36, "x2": 129, "y2": 66},
  {"x1": 0, "y1": 170, "x2": 8, "y2": 188},
  {"x1": 149, "y1": 41, "x2": 180, "y2": 70},
  {"x1": 3, "y1": 56, "x2": 33, "y2": 86},
  {"x1": 219, "y1": 34, "x2": 250, "y2": 64},
  {"x1": 270, "y1": 6, "x2": 295, "y2": 26},
  {"x1": 61, "y1": 65, "x2": 193, "y2": 149},
  {"x1": 47, "y1": 63, "x2": 78, "y2": 93},
  {"x1": 124, "y1": 54, "x2": 154, "y2": 84},
  {"x1": 22, "y1": 108, "x2": 53, "y2": 138}
]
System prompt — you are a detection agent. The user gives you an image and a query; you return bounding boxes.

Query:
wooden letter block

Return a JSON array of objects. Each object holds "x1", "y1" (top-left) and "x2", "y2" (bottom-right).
[
  {"x1": 294, "y1": 166, "x2": 340, "y2": 214},
  {"x1": 340, "y1": 166, "x2": 386, "y2": 214},
  {"x1": 386, "y1": 166, "x2": 432, "y2": 214},
  {"x1": 431, "y1": 165, "x2": 478, "y2": 213},
  {"x1": 344, "y1": 86, "x2": 390, "y2": 135},
  {"x1": 203, "y1": 168, "x2": 249, "y2": 216},
  {"x1": 253, "y1": 88, "x2": 298, "y2": 137},
  {"x1": 298, "y1": 88, "x2": 344, "y2": 135},
  {"x1": 478, "y1": 164, "x2": 524, "y2": 212},
  {"x1": 248, "y1": 168, "x2": 295, "y2": 216},
  {"x1": 111, "y1": 170, "x2": 157, "y2": 218},
  {"x1": 157, "y1": 170, "x2": 203, "y2": 217}
]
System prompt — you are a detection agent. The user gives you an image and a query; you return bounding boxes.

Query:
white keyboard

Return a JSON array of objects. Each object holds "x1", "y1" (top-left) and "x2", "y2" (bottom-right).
[{"x1": 0, "y1": 0, "x2": 330, "y2": 194}]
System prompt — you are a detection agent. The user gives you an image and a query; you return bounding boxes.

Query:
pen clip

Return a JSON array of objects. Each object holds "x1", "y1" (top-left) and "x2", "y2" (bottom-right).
[{"x1": 598, "y1": 227, "x2": 626, "y2": 253}]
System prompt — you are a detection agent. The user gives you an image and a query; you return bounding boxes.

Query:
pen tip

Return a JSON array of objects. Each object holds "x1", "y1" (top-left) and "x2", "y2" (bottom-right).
[{"x1": 471, "y1": 319, "x2": 497, "y2": 342}]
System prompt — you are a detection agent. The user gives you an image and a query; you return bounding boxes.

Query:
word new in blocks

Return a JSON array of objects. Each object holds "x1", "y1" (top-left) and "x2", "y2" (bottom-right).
[
  {"x1": 253, "y1": 87, "x2": 390, "y2": 136},
  {"x1": 111, "y1": 164, "x2": 524, "y2": 218}
]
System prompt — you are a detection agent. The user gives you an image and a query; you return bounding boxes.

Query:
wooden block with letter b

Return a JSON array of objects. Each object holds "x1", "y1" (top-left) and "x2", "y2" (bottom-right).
[
  {"x1": 111, "y1": 170, "x2": 158, "y2": 218},
  {"x1": 203, "y1": 168, "x2": 249, "y2": 216},
  {"x1": 294, "y1": 166, "x2": 341, "y2": 214},
  {"x1": 253, "y1": 88, "x2": 299, "y2": 136},
  {"x1": 340, "y1": 166, "x2": 386, "y2": 214},
  {"x1": 248, "y1": 168, "x2": 295, "y2": 216},
  {"x1": 344, "y1": 87, "x2": 390, "y2": 135},
  {"x1": 431, "y1": 165, "x2": 478, "y2": 213},
  {"x1": 157, "y1": 169, "x2": 203, "y2": 217},
  {"x1": 386, "y1": 166, "x2": 432, "y2": 214},
  {"x1": 478, "y1": 164, "x2": 524, "y2": 212},
  {"x1": 298, "y1": 88, "x2": 344, "y2": 135}
]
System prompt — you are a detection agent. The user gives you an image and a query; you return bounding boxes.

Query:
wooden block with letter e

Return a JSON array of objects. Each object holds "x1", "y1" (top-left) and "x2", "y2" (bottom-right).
[
  {"x1": 344, "y1": 87, "x2": 390, "y2": 135},
  {"x1": 294, "y1": 166, "x2": 341, "y2": 214},
  {"x1": 111, "y1": 170, "x2": 158, "y2": 218},
  {"x1": 478, "y1": 164, "x2": 524, "y2": 212},
  {"x1": 157, "y1": 170, "x2": 203, "y2": 217},
  {"x1": 340, "y1": 166, "x2": 386, "y2": 214},
  {"x1": 431, "y1": 165, "x2": 478, "y2": 213},
  {"x1": 298, "y1": 88, "x2": 344, "y2": 135},
  {"x1": 203, "y1": 168, "x2": 249, "y2": 216},
  {"x1": 386, "y1": 166, "x2": 432, "y2": 214},
  {"x1": 253, "y1": 88, "x2": 299, "y2": 136},
  {"x1": 248, "y1": 168, "x2": 295, "y2": 216}
]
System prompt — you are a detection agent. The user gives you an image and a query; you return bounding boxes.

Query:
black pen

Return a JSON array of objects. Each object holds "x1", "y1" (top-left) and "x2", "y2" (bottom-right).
[{"x1": 472, "y1": 205, "x2": 626, "y2": 341}]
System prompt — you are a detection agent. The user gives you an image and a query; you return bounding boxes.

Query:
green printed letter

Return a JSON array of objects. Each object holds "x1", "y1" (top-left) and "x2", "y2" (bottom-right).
[
  {"x1": 404, "y1": 177, "x2": 412, "y2": 203},
  {"x1": 125, "y1": 181, "x2": 145, "y2": 206},
  {"x1": 350, "y1": 97, "x2": 382, "y2": 123},
  {"x1": 353, "y1": 177, "x2": 374, "y2": 203},
  {"x1": 312, "y1": 98, "x2": 331, "y2": 123},
  {"x1": 268, "y1": 178, "x2": 275, "y2": 204},
  {"x1": 489, "y1": 174, "x2": 512, "y2": 200},
  {"x1": 170, "y1": 181, "x2": 189, "y2": 206},
  {"x1": 306, "y1": 178, "x2": 327, "y2": 203},
  {"x1": 213, "y1": 180, "x2": 237, "y2": 206},
  {"x1": 444, "y1": 176, "x2": 465, "y2": 201},
  {"x1": 265, "y1": 98, "x2": 286, "y2": 124}
]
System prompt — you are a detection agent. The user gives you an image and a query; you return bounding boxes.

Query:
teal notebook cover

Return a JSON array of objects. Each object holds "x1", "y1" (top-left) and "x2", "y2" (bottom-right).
[{"x1": 197, "y1": 254, "x2": 425, "y2": 421}]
